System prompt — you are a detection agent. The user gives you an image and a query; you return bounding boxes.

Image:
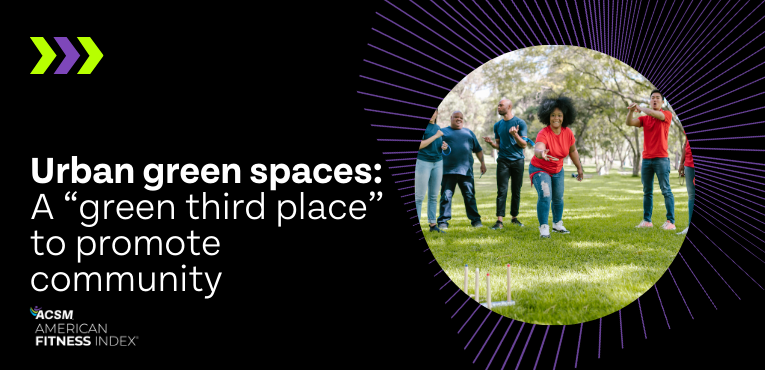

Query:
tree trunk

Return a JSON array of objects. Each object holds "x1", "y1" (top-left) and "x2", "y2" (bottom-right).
[{"x1": 631, "y1": 128, "x2": 641, "y2": 176}]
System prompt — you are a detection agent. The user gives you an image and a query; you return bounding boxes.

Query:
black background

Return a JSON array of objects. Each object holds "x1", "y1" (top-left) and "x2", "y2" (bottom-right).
[{"x1": 10, "y1": 1, "x2": 764, "y2": 368}]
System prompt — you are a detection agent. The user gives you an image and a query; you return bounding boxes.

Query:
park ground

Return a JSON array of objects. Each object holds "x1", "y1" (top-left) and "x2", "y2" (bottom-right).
[{"x1": 422, "y1": 159, "x2": 688, "y2": 325}]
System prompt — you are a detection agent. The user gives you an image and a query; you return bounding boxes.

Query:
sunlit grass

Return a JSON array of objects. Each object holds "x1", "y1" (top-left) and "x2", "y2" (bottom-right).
[{"x1": 423, "y1": 160, "x2": 686, "y2": 325}]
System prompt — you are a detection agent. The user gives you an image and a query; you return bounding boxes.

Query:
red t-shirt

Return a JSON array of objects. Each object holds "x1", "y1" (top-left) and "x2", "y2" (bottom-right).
[
  {"x1": 684, "y1": 131, "x2": 694, "y2": 168},
  {"x1": 638, "y1": 110, "x2": 672, "y2": 159},
  {"x1": 530, "y1": 126, "x2": 576, "y2": 174}
]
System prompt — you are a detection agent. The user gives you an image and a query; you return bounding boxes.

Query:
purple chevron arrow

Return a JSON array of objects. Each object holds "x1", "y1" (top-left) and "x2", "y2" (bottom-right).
[{"x1": 54, "y1": 37, "x2": 80, "y2": 74}]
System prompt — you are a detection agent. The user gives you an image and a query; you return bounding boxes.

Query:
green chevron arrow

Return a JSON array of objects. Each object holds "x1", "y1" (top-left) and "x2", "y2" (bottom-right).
[
  {"x1": 77, "y1": 37, "x2": 103, "y2": 74},
  {"x1": 30, "y1": 37, "x2": 57, "y2": 74}
]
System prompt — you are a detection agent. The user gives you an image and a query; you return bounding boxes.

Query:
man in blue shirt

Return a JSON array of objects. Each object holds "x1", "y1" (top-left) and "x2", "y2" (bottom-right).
[
  {"x1": 483, "y1": 98, "x2": 528, "y2": 229},
  {"x1": 437, "y1": 111, "x2": 487, "y2": 229}
]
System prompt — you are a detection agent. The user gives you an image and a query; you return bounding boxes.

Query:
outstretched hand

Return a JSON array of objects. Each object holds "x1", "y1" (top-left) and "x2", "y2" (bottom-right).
[
  {"x1": 542, "y1": 149, "x2": 559, "y2": 162},
  {"x1": 483, "y1": 136, "x2": 494, "y2": 143}
]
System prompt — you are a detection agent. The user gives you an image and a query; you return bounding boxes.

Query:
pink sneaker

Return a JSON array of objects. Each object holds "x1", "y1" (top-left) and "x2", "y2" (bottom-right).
[
  {"x1": 662, "y1": 221, "x2": 676, "y2": 230},
  {"x1": 636, "y1": 221, "x2": 653, "y2": 228}
]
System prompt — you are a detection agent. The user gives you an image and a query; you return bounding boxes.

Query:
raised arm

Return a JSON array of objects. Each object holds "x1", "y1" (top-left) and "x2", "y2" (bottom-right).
[
  {"x1": 569, "y1": 144, "x2": 584, "y2": 181},
  {"x1": 626, "y1": 104, "x2": 641, "y2": 127},
  {"x1": 510, "y1": 125, "x2": 527, "y2": 149},
  {"x1": 533, "y1": 142, "x2": 559, "y2": 161},
  {"x1": 635, "y1": 105, "x2": 667, "y2": 120},
  {"x1": 419, "y1": 129, "x2": 443, "y2": 149}
]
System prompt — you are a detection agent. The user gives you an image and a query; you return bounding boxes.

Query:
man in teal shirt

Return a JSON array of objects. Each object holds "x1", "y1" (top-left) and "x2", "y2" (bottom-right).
[{"x1": 437, "y1": 111, "x2": 487, "y2": 229}]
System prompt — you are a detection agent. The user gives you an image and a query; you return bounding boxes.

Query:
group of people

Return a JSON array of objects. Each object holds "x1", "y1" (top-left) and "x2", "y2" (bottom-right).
[{"x1": 414, "y1": 90, "x2": 695, "y2": 238}]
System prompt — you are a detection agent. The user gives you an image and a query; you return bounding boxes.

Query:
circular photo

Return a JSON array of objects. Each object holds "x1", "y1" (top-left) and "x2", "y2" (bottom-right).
[{"x1": 418, "y1": 46, "x2": 693, "y2": 325}]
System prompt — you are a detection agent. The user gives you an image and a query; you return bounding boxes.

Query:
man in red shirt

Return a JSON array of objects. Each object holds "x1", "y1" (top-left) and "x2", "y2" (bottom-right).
[{"x1": 626, "y1": 90, "x2": 676, "y2": 230}]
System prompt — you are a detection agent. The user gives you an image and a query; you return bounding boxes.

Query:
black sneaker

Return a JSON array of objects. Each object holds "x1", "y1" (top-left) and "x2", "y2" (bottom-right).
[
  {"x1": 491, "y1": 221, "x2": 504, "y2": 230},
  {"x1": 511, "y1": 218, "x2": 523, "y2": 227},
  {"x1": 429, "y1": 224, "x2": 445, "y2": 233},
  {"x1": 438, "y1": 223, "x2": 448, "y2": 230},
  {"x1": 471, "y1": 220, "x2": 484, "y2": 228}
]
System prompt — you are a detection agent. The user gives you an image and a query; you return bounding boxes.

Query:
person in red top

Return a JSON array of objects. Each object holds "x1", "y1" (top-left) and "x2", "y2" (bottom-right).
[
  {"x1": 677, "y1": 131, "x2": 694, "y2": 235},
  {"x1": 528, "y1": 94, "x2": 584, "y2": 238},
  {"x1": 626, "y1": 89, "x2": 676, "y2": 230}
]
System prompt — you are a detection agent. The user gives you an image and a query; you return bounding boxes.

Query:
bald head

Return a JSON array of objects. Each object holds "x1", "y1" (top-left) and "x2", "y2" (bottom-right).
[
  {"x1": 497, "y1": 98, "x2": 514, "y2": 118},
  {"x1": 450, "y1": 111, "x2": 464, "y2": 129}
]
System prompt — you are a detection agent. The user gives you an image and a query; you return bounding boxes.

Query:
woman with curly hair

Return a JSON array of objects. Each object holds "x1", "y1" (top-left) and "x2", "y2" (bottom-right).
[{"x1": 528, "y1": 94, "x2": 585, "y2": 238}]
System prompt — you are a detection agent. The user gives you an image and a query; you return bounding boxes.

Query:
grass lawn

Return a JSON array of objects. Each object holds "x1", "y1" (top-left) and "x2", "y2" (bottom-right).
[{"x1": 423, "y1": 159, "x2": 688, "y2": 325}]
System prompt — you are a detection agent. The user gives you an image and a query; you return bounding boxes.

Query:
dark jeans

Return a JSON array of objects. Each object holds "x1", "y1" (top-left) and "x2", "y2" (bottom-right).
[
  {"x1": 641, "y1": 157, "x2": 675, "y2": 224},
  {"x1": 496, "y1": 157, "x2": 525, "y2": 218},
  {"x1": 437, "y1": 172, "x2": 481, "y2": 225},
  {"x1": 685, "y1": 166, "x2": 695, "y2": 225}
]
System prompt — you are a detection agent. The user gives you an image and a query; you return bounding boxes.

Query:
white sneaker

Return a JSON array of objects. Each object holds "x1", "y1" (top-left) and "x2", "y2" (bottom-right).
[
  {"x1": 552, "y1": 221, "x2": 570, "y2": 234},
  {"x1": 677, "y1": 226, "x2": 689, "y2": 235},
  {"x1": 539, "y1": 224, "x2": 550, "y2": 238},
  {"x1": 635, "y1": 221, "x2": 653, "y2": 228},
  {"x1": 661, "y1": 220, "x2": 677, "y2": 230}
]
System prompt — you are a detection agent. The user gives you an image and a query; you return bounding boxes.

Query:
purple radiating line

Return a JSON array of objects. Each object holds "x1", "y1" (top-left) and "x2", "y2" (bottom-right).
[
  {"x1": 453, "y1": 297, "x2": 471, "y2": 317},
  {"x1": 686, "y1": 237, "x2": 741, "y2": 300},
  {"x1": 690, "y1": 134, "x2": 765, "y2": 142},
  {"x1": 429, "y1": 258, "x2": 437, "y2": 264},
  {"x1": 368, "y1": 43, "x2": 462, "y2": 83},
  {"x1": 514, "y1": 324, "x2": 536, "y2": 370},
  {"x1": 543, "y1": 0, "x2": 565, "y2": 44},
  {"x1": 372, "y1": 28, "x2": 470, "y2": 76},
  {"x1": 459, "y1": 305, "x2": 482, "y2": 333},
  {"x1": 532, "y1": 0, "x2": 557, "y2": 44},
  {"x1": 457, "y1": 0, "x2": 512, "y2": 52},
  {"x1": 667, "y1": 12, "x2": 765, "y2": 98},
  {"x1": 386, "y1": 158, "x2": 418, "y2": 161},
  {"x1": 695, "y1": 199, "x2": 765, "y2": 256},
  {"x1": 376, "y1": 12, "x2": 478, "y2": 70},
  {"x1": 485, "y1": 0, "x2": 528, "y2": 48},
  {"x1": 633, "y1": 1, "x2": 659, "y2": 76},
  {"x1": 694, "y1": 226, "x2": 764, "y2": 289},
  {"x1": 419, "y1": 236, "x2": 424, "y2": 240},
  {"x1": 466, "y1": 311, "x2": 493, "y2": 349},
  {"x1": 553, "y1": 325, "x2": 565, "y2": 370},
  {"x1": 434, "y1": 269, "x2": 444, "y2": 277},
  {"x1": 439, "y1": 0, "x2": 503, "y2": 56},
  {"x1": 654, "y1": 0, "x2": 726, "y2": 86},
  {"x1": 690, "y1": 147, "x2": 765, "y2": 152},
  {"x1": 384, "y1": 151, "x2": 419, "y2": 154},
  {"x1": 694, "y1": 163, "x2": 765, "y2": 183},
  {"x1": 554, "y1": 0, "x2": 572, "y2": 45},
  {"x1": 392, "y1": 171, "x2": 416, "y2": 176},
  {"x1": 487, "y1": 320, "x2": 515, "y2": 370},
  {"x1": 413, "y1": 1, "x2": 494, "y2": 60},
  {"x1": 474, "y1": 316, "x2": 503, "y2": 363},
  {"x1": 499, "y1": 1, "x2": 535, "y2": 46},
  {"x1": 472, "y1": 0, "x2": 519, "y2": 50},
  {"x1": 637, "y1": 297, "x2": 647, "y2": 339},
  {"x1": 447, "y1": 289, "x2": 462, "y2": 304},
  {"x1": 414, "y1": 222, "x2": 421, "y2": 226},
  {"x1": 678, "y1": 252, "x2": 717, "y2": 309},
  {"x1": 608, "y1": 0, "x2": 613, "y2": 56},
  {"x1": 365, "y1": 59, "x2": 452, "y2": 91},
  {"x1": 385, "y1": 0, "x2": 484, "y2": 65},
  {"x1": 391, "y1": 164, "x2": 417, "y2": 169},
  {"x1": 696, "y1": 174, "x2": 765, "y2": 202},
  {"x1": 639, "y1": 0, "x2": 677, "y2": 76},
  {"x1": 359, "y1": 91, "x2": 438, "y2": 109},
  {"x1": 575, "y1": 323, "x2": 583, "y2": 368},
  {"x1": 655, "y1": 284, "x2": 670, "y2": 330},
  {"x1": 360, "y1": 75, "x2": 444, "y2": 100},
  {"x1": 522, "y1": 0, "x2": 550, "y2": 44},
  {"x1": 566, "y1": 0, "x2": 582, "y2": 47},
  {"x1": 680, "y1": 75, "x2": 765, "y2": 115},
  {"x1": 696, "y1": 180, "x2": 765, "y2": 218},
  {"x1": 501, "y1": 322, "x2": 526, "y2": 370},
  {"x1": 409, "y1": 214, "x2": 417, "y2": 218},
  {"x1": 594, "y1": 0, "x2": 602, "y2": 52},
  {"x1": 532, "y1": 325, "x2": 550, "y2": 370},
  {"x1": 624, "y1": 0, "x2": 641, "y2": 63},
  {"x1": 398, "y1": 185, "x2": 415, "y2": 191},
  {"x1": 53, "y1": 37, "x2": 80, "y2": 74},
  {"x1": 687, "y1": 121, "x2": 763, "y2": 135},
  {"x1": 667, "y1": 268, "x2": 694, "y2": 319},
  {"x1": 675, "y1": 29, "x2": 765, "y2": 109},
  {"x1": 582, "y1": 0, "x2": 596, "y2": 51},
  {"x1": 644, "y1": 0, "x2": 688, "y2": 77},
  {"x1": 649, "y1": 0, "x2": 702, "y2": 81},
  {"x1": 395, "y1": 178, "x2": 416, "y2": 184},
  {"x1": 615, "y1": 0, "x2": 622, "y2": 59},
  {"x1": 598, "y1": 318, "x2": 602, "y2": 358},
  {"x1": 441, "y1": 279, "x2": 452, "y2": 290},
  {"x1": 651, "y1": 1, "x2": 713, "y2": 86},
  {"x1": 694, "y1": 154, "x2": 765, "y2": 166},
  {"x1": 619, "y1": 310, "x2": 623, "y2": 348}
]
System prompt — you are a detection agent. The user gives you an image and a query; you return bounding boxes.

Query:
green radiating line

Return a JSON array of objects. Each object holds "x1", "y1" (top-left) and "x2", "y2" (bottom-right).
[
  {"x1": 30, "y1": 37, "x2": 57, "y2": 74},
  {"x1": 77, "y1": 37, "x2": 103, "y2": 74}
]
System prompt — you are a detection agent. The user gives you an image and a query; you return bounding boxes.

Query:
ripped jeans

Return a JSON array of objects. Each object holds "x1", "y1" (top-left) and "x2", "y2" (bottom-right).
[{"x1": 529, "y1": 163, "x2": 564, "y2": 226}]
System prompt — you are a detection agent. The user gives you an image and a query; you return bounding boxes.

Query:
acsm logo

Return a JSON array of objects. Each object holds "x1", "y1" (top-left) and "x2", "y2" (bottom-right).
[{"x1": 31, "y1": 306, "x2": 73, "y2": 320}]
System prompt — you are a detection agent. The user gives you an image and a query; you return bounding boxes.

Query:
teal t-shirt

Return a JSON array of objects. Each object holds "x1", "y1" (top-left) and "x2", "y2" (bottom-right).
[
  {"x1": 417, "y1": 123, "x2": 443, "y2": 162},
  {"x1": 442, "y1": 126, "x2": 482, "y2": 176},
  {"x1": 493, "y1": 116, "x2": 528, "y2": 161}
]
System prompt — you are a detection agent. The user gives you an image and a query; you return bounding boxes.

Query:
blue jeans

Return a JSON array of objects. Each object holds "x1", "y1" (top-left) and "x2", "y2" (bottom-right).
[
  {"x1": 685, "y1": 166, "x2": 695, "y2": 225},
  {"x1": 529, "y1": 163, "x2": 564, "y2": 226},
  {"x1": 415, "y1": 159, "x2": 443, "y2": 224},
  {"x1": 641, "y1": 157, "x2": 675, "y2": 224},
  {"x1": 437, "y1": 170, "x2": 481, "y2": 225}
]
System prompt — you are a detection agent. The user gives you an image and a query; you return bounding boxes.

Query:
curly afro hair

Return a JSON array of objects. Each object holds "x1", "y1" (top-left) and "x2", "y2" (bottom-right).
[{"x1": 537, "y1": 94, "x2": 576, "y2": 128}]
